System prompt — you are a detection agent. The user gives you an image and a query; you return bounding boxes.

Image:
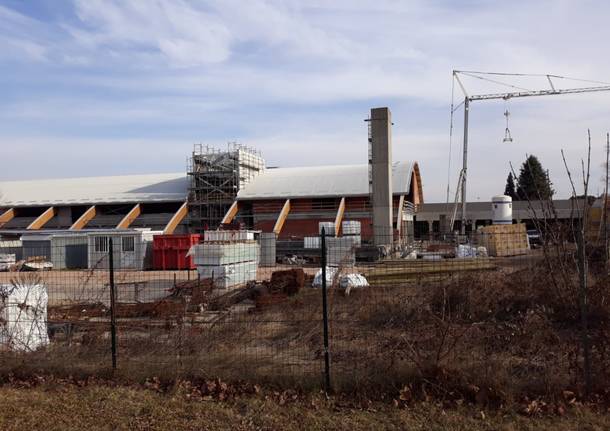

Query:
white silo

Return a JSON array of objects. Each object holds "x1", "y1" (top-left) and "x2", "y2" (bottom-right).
[{"x1": 491, "y1": 195, "x2": 512, "y2": 225}]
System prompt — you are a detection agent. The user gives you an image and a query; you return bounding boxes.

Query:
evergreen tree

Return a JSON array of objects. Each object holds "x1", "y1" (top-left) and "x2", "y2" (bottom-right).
[
  {"x1": 516, "y1": 155, "x2": 554, "y2": 200},
  {"x1": 504, "y1": 172, "x2": 518, "y2": 200}
]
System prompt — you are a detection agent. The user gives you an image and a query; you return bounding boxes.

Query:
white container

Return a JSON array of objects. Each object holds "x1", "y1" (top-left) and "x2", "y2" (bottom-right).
[
  {"x1": 304, "y1": 237, "x2": 321, "y2": 249},
  {"x1": 318, "y1": 222, "x2": 335, "y2": 236},
  {"x1": 492, "y1": 195, "x2": 513, "y2": 225},
  {"x1": 203, "y1": 230, "x2": 256, "y2": 242},
  {"x1": 341, "y1": 220, "x2": 361, "y2": 235}
]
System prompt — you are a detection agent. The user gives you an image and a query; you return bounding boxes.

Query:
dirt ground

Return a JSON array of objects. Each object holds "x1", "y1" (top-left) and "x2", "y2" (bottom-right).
[
  {"x1": 0, "y1": 265, "x2": 320, "y2": 306},
  {"x1": 0, "y1": 382, "x2": 608, "y2": 431}
]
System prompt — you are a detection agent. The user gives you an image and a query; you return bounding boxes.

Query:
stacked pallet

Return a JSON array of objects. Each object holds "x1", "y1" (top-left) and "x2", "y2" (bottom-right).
[
  {"x1": 364, "y1": 258, "x2": 496, "y2": 286},
  {"x1": 190, "y1": 237, "x2": 260, "y2": 289},
  {"x1": 341, "y1": 220, "x2": 362, "y2": 246},
  {"x1": 478, "y1": 223, "x2": 529, "y2": 257}
]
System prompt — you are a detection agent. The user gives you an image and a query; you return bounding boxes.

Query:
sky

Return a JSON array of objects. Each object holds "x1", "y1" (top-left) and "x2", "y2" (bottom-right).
[{"x1": 1, "y1": 0, "x2": 610, "y2": 202}]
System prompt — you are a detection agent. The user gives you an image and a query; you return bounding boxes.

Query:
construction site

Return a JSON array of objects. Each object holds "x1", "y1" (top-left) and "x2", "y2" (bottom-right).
[{"x1": 0, "y1": 97, "x2": 609, "y2": 402}]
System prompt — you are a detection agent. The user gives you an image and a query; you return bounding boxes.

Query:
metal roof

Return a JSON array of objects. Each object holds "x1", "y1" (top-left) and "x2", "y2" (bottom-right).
[
  {"x1": 0, "y1": 173, "x2": 188, "y2": 208},
  {"x1": 416, "y1": 199, "x2": 584, "y2": 222},
  {"x1": 237, "y1": 162, "x2": 420, "y2": 200}
]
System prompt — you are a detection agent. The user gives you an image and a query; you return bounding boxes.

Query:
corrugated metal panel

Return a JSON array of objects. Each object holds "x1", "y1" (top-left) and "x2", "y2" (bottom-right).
[
  {"x1": 0, "y1": 173, "x2": 188, "y2": 207},
  {"x1": 237, "y1": 162, "x2": 416, "y2": 200}
]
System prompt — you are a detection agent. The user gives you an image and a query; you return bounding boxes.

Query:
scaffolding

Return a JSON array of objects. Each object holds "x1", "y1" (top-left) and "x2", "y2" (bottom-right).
[{"x1": 187, "y1": 143, "x2": 265, "y2": 233}]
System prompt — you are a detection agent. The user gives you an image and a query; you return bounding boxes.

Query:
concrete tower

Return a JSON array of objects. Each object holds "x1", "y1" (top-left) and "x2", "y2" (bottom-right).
[{"x1": 369, "y1": 107, "x2": 393, "y2": 247}]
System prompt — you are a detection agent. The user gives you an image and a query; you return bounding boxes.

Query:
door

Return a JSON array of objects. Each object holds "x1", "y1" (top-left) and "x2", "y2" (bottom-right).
[
  {"x1": 65, "y1": 244, "x2": 88, "y2": 269},
  {"x1": 119, "y1": 236, "x2": 137, "y2": 269}
]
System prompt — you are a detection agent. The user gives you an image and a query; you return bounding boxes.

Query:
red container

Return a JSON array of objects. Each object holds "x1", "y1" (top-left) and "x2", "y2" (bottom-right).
[{"x1": 153, "y1": 234, "x2": 201, "y2": 270}]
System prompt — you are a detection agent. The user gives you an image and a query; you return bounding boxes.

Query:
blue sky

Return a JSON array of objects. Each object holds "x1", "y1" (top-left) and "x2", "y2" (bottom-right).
[{"x1": 1, "y1": 0, "x2": 610, "y2": 201}]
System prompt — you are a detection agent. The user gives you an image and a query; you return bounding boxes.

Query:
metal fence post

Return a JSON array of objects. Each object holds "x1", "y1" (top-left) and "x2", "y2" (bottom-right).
[
  {"x1": 108, "y1": 238, "x2": 117, "y2": 370},
  {"x1": 320, "y1": 228, "x2": 331, "y2": 392}
]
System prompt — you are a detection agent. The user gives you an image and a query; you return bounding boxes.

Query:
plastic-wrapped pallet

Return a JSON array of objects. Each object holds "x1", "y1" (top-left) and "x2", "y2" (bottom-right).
[
  {"x1": 189, "y1": 242, "x2": 260, "y2": 266},
  {"x1": 326, "y1": 237, "x2": 356, "y2": 267},
  {"x1": 203, "y1": 230, "x2": 256, "y2": 242},
  {"x1": 188, "y1": 241, "x2": 260, "y2": 289},
  {"x1": 198, "y1": 262, "x2": 259, "y2": 289},
  {"x1": 344, "y1": 235, "x2": 361, "y2": 246},
  {"x1": 341, "y1": 220, "x2": 361, "y2": 235},
  {"x1": 318, "y1": 222, "x2": 335, "y2": 236},
  {"x1": 0, "y1": 283, "x2": 49, "y2": 351},
  {"x1": 304, "y1": 237, "x2": 321, "y2": 249}
]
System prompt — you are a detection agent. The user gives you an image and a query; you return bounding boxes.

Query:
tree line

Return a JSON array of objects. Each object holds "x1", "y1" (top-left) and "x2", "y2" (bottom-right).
[{"x1": 504, "y1": 155, "x2": 554, "y2": 201}]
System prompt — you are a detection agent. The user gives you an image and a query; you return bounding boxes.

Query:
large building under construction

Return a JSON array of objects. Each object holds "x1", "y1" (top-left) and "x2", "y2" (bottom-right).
[{"x1": 0, "y1": 107, "x2": 424, "y2": 246}]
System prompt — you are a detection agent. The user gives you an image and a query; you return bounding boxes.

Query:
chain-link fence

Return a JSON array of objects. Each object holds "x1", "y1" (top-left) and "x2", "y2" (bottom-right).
[{"x1": 0, "y1": 227, "x2": 608, "y2": 396}]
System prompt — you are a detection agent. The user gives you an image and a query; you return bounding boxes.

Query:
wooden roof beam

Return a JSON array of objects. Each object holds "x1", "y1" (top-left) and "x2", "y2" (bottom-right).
[
  {"x1": 0, "y1": 208, "x2": 16, "y2": 228},
  {"x1": 273, "y1": 199, "x2": 291, "y2": 235},
  {"x1": 164, "y1": 201, "x2": 188, "y2": 235},
  {"x1": 27, "y1": 207, "x2": 56, "y2": 230},
  {"x1": 116, "y1": 203, "x2": 141, "y2": 229},
  {"x1": 396, "y1": 194, "x2": 405, "y2": 236},
  {"x1": 334, "y1": 197, "x2": 345, "y2": 237},
  {"x1": 221, "y1": 201, "x2": 240, "y2": 225},
  {"x1": 70, "y1": 205, "x2": 96, "y2": 230}
]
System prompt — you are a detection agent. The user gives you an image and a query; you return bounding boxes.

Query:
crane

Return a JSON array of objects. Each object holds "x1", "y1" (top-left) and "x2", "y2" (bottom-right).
[{"x1": 449, "y1": 70, "x2": 610, "y2": 234}]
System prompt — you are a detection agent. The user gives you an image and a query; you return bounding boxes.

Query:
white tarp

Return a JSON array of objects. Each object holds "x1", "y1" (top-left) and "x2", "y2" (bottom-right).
[
  {"x1": 456, "y1": 245, "x2": 476, "y2": 258},
  {"x1": 456, "y1": 245, "x2": 488, "y2": 258},
  {"x1": 0, "y1": 283, "x2": 49, "y2": 351},
  {"x1": 339, "y1": 274, "x2": 369, "y2": 289},
  {"x1": 312, "y1": 268, "x2": 369, "y2": 289},
  {"x1": 312, "y1": 267, "x2": 338, "y2": 288}
]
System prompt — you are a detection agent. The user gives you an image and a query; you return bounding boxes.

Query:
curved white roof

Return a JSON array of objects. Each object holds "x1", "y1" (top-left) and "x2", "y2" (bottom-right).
[
  {"x1": 0, "y1": 173, "x2": 188, "y2": 207},
  {"x1": 237, "y1": 162, "x2": 420, "y2": 200}
]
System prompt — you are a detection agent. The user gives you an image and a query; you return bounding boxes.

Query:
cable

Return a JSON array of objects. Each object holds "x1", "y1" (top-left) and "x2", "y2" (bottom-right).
[
  {"x1": 446, "y1": 74, "x2": 455, "y2": 206},
  {"x1": 451, "y1": 99, "x2": 465, "y2": 114},
  {"x1": 455, "y1": 70, "x2": 610, "y2": 86},
  {"x1": 552, "y1": 75, "x2": 610, "y2": 86},
  {"x1": 459, "y1": 71, "x2": 532, "y2": 92}
]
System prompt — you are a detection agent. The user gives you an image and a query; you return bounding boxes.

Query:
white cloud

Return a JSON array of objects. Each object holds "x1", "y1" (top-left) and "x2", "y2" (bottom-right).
[{"x1": 70, "y1": 0, "x2": 232, "y2": 66}]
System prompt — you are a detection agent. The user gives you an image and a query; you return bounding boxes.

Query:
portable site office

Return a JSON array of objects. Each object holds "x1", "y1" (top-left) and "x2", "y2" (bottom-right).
[
  {"x1": 87, "y1": 231, "x2": 145, "y2": 270},
  {"x1": 16, "y1": 230, "x2": 146, "y2": 270}
]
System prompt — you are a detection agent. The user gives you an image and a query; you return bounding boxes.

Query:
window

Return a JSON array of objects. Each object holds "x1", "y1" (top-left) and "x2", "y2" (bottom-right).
[
  {"x1": 94, "y1": 236, "x2": 109, "y2": 252},
  {"x1": 122, "y1": 236, "x2": 135, "y2": 252}
]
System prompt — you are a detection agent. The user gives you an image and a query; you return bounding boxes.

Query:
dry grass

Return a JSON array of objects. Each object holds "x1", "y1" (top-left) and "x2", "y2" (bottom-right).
[
  {"x1": 0, "y1": 381, "x2": 608, "y2": 431},
  {"x1": 1, "y1": 259, "x2": 608, "y2": 402}
]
